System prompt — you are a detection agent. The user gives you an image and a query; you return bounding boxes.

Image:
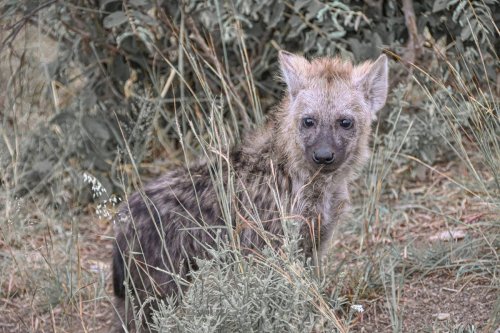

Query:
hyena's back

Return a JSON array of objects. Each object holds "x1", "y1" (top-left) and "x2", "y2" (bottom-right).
[
  {"x1": 112, "y1": 165, "x2": 226, "y2": 327},
  {"x1": 112, "y1": 155, "x2": 297, "y2": 330}
]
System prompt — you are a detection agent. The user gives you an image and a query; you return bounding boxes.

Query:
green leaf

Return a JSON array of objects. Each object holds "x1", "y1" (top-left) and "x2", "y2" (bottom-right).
[
  {"x1": 267, "y1": 2, "x2": 284, "y2": 28},
  {"x1": 328, "y1": 30, "x2": 346, "y2": 40},
  {"x1": 432, "y1": 0, "x2": 448, "y2": 13},
  {"x1": 103, "y1": 11, "x2": 128, "y2": 29},
  {"x1": 130, "y1": 0, "x2": 149, "y2": 6},
  {"x1": 294, "y1": 0, "x2": 311, "y2": 11}
]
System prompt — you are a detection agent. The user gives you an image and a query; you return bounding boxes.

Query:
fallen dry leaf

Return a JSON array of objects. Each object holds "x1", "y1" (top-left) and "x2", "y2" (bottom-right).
[{"x1": 429, "y1": 229, "x2": 466, "y2": 241}]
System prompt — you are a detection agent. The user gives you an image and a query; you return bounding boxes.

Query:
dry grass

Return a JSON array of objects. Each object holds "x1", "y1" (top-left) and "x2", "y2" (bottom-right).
[{"x1": 329, "y1": 157, "x2": 499, "y2": 332}]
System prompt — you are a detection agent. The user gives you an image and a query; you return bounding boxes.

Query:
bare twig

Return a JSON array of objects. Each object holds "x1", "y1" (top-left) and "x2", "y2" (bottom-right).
[{"x1": 402, "y1": 0, "x2": 423, "y2": 65}]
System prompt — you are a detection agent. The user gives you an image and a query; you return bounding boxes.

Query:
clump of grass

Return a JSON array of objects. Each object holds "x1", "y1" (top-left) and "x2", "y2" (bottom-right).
[{"x1": 152, "y1": 241, "x2": 342, "y2": 333}]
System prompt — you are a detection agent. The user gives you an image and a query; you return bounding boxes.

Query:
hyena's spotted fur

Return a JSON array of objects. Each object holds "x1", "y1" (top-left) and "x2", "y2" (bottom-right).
[{"x1": 112, "y1": 51, "x2": 388, "y2": 331}]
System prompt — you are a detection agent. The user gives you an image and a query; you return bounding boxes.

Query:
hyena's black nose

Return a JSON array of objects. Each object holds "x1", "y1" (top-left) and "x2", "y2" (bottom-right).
[{"x1": 313, "y1": 148, "x2": 334, "y2": 165}]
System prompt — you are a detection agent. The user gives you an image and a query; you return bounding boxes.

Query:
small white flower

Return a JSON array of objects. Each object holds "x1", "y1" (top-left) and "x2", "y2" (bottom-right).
[
  {"x1": 82, "y1": 172, "x2": 120, "y2": 220},
  {"x1": 82, "y1": 172, "x2": 107, "y2": 198},
  {"x1": 351, "y1": 304, "x2": 364, "y2": 313},
  {"x1": 109, "y1": 195, "x2": 122, "y2": 205}
]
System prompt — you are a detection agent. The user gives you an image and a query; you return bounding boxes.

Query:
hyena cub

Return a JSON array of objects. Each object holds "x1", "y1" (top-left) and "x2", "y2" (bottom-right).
[{"x1": 112, "y1": 51, "x2": 388, "y2": 331}]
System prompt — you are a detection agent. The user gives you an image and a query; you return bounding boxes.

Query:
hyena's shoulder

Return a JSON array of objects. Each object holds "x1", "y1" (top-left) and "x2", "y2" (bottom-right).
[{"x1": 116, "y1": 163, "x2": 222, "y2": 230}]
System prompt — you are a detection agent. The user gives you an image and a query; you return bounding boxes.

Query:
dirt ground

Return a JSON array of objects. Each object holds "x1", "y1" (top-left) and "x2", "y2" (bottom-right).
[
  {"x1": 0, "y1": 215, "x2": 115, "y2": 333},
  {"x1": 2, "y1": 209, "x2": 497, "y2": 333},
  {"x1": 356, "y1": 273, "x2": 498, "y2": 332}
]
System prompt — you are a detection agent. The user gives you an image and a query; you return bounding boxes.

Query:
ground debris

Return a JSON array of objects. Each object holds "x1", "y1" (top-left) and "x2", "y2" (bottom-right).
[
  {"x1": 436, "y1": 312, "x2": 450, "y2": 320},
  {"x1": 429, "y1": 229, "x2": 466, "y2": 241}
]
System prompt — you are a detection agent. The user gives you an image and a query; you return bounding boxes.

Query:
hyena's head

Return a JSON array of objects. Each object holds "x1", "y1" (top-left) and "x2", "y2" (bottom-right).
[{"x1": 277, "y1": 51, "x2": 388, "y2": 176}]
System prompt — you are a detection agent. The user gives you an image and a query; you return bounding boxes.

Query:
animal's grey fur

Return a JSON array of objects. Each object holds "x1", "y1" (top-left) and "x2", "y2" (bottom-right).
[{"x1": 112, "y1": 52, "x2": 389, "y2": 332}]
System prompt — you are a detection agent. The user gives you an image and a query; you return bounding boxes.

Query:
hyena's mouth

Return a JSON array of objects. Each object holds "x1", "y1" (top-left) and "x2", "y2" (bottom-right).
[
  {"x1": 308, "y1": 152, "x2": 340, "y2": 172},
  {"x1": 310, "y1": 160, "x2": 339, "y2": 173}
]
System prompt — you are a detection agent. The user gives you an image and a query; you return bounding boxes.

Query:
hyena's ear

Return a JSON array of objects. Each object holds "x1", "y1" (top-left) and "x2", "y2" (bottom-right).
[
  {"x1": 279, "y1": 51, "x2": 310, "y2": 98},
  {"x1": 353, "y1": 54, "x2": 388, "y2": 114}
]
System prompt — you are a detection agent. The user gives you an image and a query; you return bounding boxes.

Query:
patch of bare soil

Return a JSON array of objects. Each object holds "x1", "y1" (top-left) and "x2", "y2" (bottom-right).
[
  {"x1": 0, "y1": 214, "x2": 115, "y2": 333},
  {"x1": 356, "y1": 273, "x2": 498, "y2": 332}
]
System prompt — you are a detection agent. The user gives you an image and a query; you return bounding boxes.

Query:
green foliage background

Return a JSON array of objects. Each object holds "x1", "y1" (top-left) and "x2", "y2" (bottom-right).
[{"x1": 1, "y1": 0, "x2": 498, "y2": 202}]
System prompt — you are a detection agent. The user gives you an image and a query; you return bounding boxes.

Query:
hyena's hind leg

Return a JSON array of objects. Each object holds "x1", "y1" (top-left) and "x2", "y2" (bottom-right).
[
  {"x1": 112, "y1": 241, "x2": 194, "y2": 332},
  {"x1": 112, "y1": 243, "x2": 146, "y2": 333},
  {"x1": 112, "y1": 240, "x2": 161, "y2": 332}
]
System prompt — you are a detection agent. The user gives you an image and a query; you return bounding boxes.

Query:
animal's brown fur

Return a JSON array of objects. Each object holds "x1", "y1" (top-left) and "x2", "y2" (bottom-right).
[{"x1": 112, "y1": 51, "x2": 389, "y2": 332}]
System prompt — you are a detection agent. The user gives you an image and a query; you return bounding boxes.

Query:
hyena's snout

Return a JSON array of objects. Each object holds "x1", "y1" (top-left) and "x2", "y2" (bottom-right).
[{"x1": 312, "y1": 147, "x2": 334, "y2": 165}]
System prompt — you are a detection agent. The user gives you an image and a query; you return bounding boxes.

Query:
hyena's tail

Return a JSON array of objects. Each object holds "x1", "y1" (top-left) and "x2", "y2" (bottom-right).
[{"x1": 112, "y1": 244, "x2": 126, "y2": 298}]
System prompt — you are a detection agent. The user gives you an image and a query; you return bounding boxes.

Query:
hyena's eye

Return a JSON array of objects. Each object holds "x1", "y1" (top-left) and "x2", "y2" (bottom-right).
[
  {"x1": 302, "y1": 117, "x2": 316, "y2": 128},
  {"x1": 339, "y1": 119, "x2": 354, "y2": 129}
]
